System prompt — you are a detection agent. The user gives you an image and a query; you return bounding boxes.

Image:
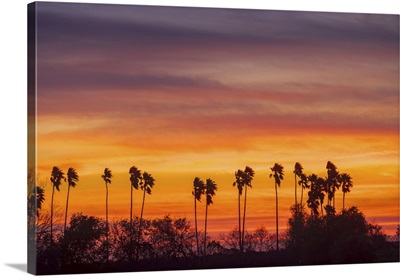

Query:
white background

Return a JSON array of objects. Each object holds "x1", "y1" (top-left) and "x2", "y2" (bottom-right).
[{"x1": 0, "y1": 0, "x2": 398, "y2": 275}]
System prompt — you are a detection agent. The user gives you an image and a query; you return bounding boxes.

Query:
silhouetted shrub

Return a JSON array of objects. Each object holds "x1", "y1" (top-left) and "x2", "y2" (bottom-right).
[{"x1": 286, "y1": 205, "x2": 391, "y2": 264}]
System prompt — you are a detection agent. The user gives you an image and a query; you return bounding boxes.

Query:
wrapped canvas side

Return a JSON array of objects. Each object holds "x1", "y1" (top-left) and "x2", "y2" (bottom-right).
[{"x1": 27, "y1": 2, "x2": 37, "y2": 275}]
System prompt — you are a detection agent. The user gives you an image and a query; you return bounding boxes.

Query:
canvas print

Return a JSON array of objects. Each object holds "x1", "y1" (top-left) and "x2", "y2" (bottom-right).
[{"x1": 27, "y1": 1, "x2": 399, "y2": 275}]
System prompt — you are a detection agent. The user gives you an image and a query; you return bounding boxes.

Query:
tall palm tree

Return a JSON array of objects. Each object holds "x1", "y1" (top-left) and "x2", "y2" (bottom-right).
[
  {"x1": 292, "y1": 163, "x2": 304, "y2": 249},
  {"x1": 233, "y1": 169, "x2": 245, "y2": 252},
  {"x1": 64, "y1": 167, "x2": 79, "y2": 233},
  {"x1": 129, "y1": 166, "x2": 142, "y2": 259},
  {"x1": 269, "y1": 163, "x2": 284, "y2": 251},
  {"x1": 338, "y1": 173, "x2": 353, "y2": 210},
  {"x1": 50, "y1": 166, "x2": 65, "y2": 244},
  {"x1": 204, "y1": 178, "x2": 217, "y2": 256},
  {"x1": 326, "y1": 161, "x2": 339, "y2": 208},
  {"x1": 101, "y1": 167, "x2": 112, "y2": 262},
  {"x1": 241, "y1": 166, "x2": 254, "y2": 251},
  {"x1": 137, "y1": 172, "x2": 155, "y2": 260},
  {"x1": 293, "y1": 162, "x2": 304, "y2": 208},
  {"x1": 192, "y1": 177, "x2": 205, "y2": 257}
]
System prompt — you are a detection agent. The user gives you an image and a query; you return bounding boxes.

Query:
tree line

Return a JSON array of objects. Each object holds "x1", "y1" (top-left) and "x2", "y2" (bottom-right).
[
  {"x1": 227, "y1": 161, "x2": 354, "y2": 253},
  {"x1": 32, "y1": 161, "x2": 354, "y2": 254},
  {"x1": 27, "y1": 161, "x2": 399, "y2": 274}
]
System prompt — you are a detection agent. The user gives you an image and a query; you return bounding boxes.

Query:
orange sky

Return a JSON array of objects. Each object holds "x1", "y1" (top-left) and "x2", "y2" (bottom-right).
[
  {"x1": 31, "y1": 3, "x2": 399, "y2": 236},
  {"x1": 35, "y1": 131, "x2": 399, "y2": 236}
]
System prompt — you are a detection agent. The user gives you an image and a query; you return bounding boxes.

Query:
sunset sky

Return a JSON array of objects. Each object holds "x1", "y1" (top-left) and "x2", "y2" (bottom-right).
[{"x1": 32, "y1": 2, "x2": 399, "y2": 236}]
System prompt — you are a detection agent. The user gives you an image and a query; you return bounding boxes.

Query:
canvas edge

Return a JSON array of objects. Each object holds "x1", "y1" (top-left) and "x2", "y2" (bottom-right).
[{"x1": 27, "y1": 1, "x2": 37, "y2": 275}]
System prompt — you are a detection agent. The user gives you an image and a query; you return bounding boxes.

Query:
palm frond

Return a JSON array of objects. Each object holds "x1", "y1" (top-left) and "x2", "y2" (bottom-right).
[
  {"x1": 193, "y1": 177, "x2": 206, "y2": 201},
  {"x1": 293, "y1": 162, "x2": 304, "y2": 176},
  {"x1": 129, "y1": 166, "x2": 142, "y2": 190},
  {"x1": 205, "y1": 178, "x2": 217, "y2": 206},
  {"x1": 142, "y1": 172, "x2": 155, "y2": 195},
  {"x1": 67, "y1": 167, "x2": 79, "y2": 188},
  {"x1": 233, "y1": 169, "x2": 245, "y2": 195},
  {"x1": 270, "y1": 163, "x2": 284, "y2": 187},
  {"x1": 51, "y1": 166, "x2": 66, "y2": 191},
  {"x1": 102, "y1": 167, "x2": 113, "y2": 184}
]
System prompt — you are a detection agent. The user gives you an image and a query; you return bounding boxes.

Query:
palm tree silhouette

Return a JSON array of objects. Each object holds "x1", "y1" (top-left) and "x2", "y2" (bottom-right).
[
  {"x1": 241, "y1": 166, "x2": 255, "y2": 251},
  {"x1": 137, "y1": 171, "x2": 155, "y2": 260},
  {"x1": 293, "y1": 162, "x2": 304, "y2": 208},
  {"x1": 50, "y1": 166, "x2": 65, "y2": 244},
  {"x1": 37, "y1": 186, "x2": 45, "y2": 212},
  {"x1": 129, "y1": 166, "x2": 142, "y2": 259},
  {"x1": 307, "y1": 174, "x2": 319, "y2": 217},
  {"x1": 101, "y1": 167, "x2": 112, "y2": 262},
  {"x1": 192, "y1": 177, "x2": 205, "y2": 257},
  {"x1": 204, "y1": 178, "x2": 217, "y2": 256},
  {"x1": 338, "y1": 173, "x2": 353, "y2": 210},
  {"x1": 270, "y1": 163, "x2": 284, "y2": 251},
  {"x1": 299, "y1": 173, "x2": 309, "y2": 207},
  {"x1": 307, "y1": 174, "x2": 325, "y2": 217},
  {"x1": 64, "y1": 167, "x2": 79, "y2": 233},
  {"x1": 233, "y1": 169, "x2": 245, "y2": 252},
  {"x1": 317, "y1": 176, "x2": 326, "y2": 216},
  {"x1": 28, "y1": 185, "x2": 45, "y2": 217},
  {"x1": 326, "y1": 161, "x2": 339, "y2": 208}
]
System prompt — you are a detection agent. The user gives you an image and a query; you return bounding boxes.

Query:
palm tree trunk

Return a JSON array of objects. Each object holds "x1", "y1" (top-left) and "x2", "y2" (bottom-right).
[
  {"x1": 300, "y1": 186, "x2": 304, "y2": 208},
  {"x1": 50, "y1": 185, "x2": 55, "y2": 245},
  {"x1": 238, "y1": 190, "x2": 242, "y2": 252},
  {"x1": 106, "y1": 182, "x2": 109, "y2": 263},
  {"x1": 204, "y1": 203, "x2": 208, "y2": 256},
  {"x1": 64, "y1": 184, "x2": 71, "y2": 234},
  {"x1": 333, "y1": 192, "x2": 336, "y2": 210},
  {"x1": 294, "y1": 174, "x2": 297, "y2": 208},
  {"x1": 275, "y1": 182, "x2": 279, "y2": 251},
  {"x1": 343, "y1": 192, "x2": 345, "y2": 211},
  {"x1": 137, "y1": 189, "x2": 146, "y2": 260},
  {"x1": 194, "y1": 192, "x2": 200, "y2": 257},
  {"x1": 242, "y1": 185, "x2": 248, "y2": 251}
]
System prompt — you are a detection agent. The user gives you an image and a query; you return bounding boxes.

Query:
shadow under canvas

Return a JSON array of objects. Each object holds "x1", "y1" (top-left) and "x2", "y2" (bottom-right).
[{"x1": 6, "y1": 263, "x2": 27, "y2": 273}]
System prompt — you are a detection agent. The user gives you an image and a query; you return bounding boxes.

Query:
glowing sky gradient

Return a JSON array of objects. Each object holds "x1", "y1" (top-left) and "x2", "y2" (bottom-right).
[{"x1": 33, "y1": 2, "x2": 399, "y2": 235}]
